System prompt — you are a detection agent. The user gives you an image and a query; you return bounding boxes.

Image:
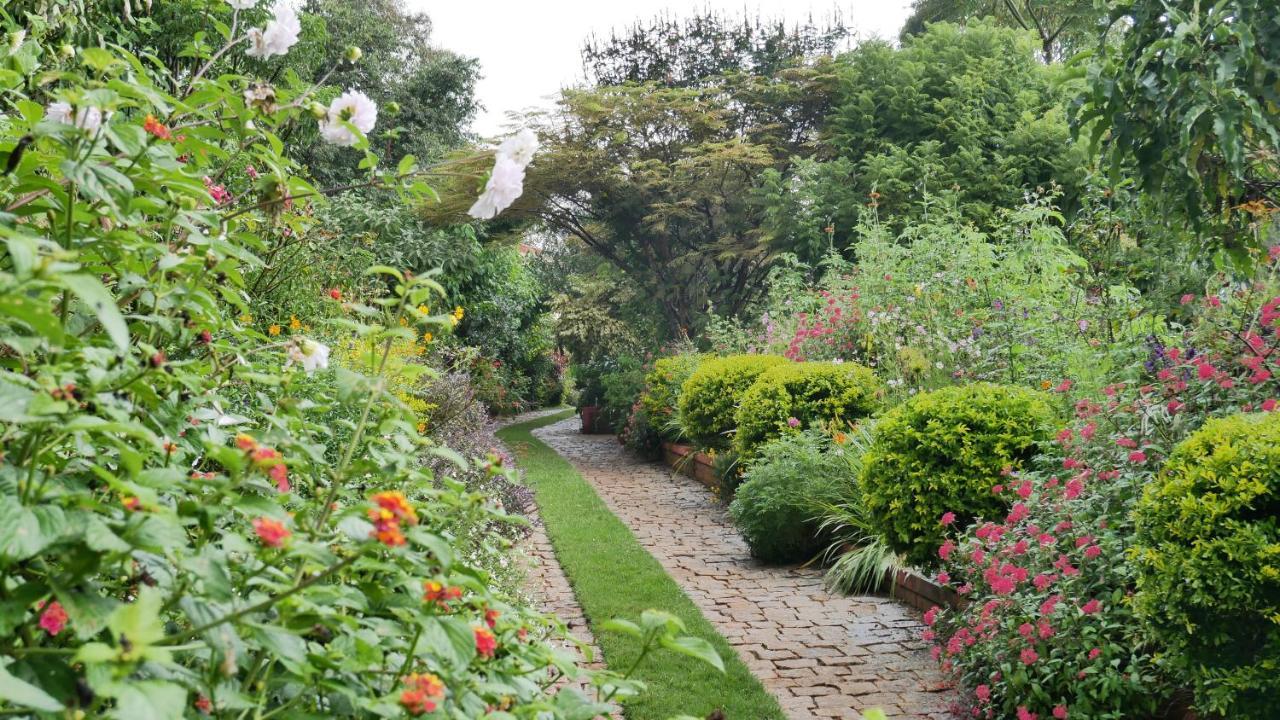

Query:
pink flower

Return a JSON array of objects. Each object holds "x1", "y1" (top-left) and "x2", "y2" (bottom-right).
[
  {"x1": 975, "y1": 684, "x2": 990, "y2": 703},
  {"x1": 1180, "y1": 294, "x2": 1195, "y2": 305},
  {"x1": 1265, "y1": 398, "x2": 1278, "y2": 412},
  {"x1": 1128, "y1": 450, "x2": 1147, "y2": 464},
  {"x1": 1081, "y1": 599, "x2": 1102, "y2": 615},
  {"x1": 1016, "y1": 480, "x2": 1033, "y2": 499},
  {"x1": 1089, "y1": 647, "x2": 1102, "y2": 660},
  {"x1": 940, "y1": 511, "x2": 957, "y2": 526},
  {"x1": 1064, "y1": 477, "x2": 1084, "y2": 499},
  {"x1": 1018, "y1": 622, "x2": 1034, "y2": 638},
  {"x1": 936, "y1": 571, "x2": 951, "y2": 585},
  {"x1": 923, "y1": 606, "x2": 939, "y2": 626},
  {"x1": 939, "y1": 539, "x2": 956, "y2": 560},
  {"x1": 1033, "y1": 573, "x2": 1055, "y2": 590},
  {"x1": 38, "y1": 601, "x2": 68, "y2": 636},
  {"x1": 1053, "y1": 379, "x2": 1073, "y2": 393},
  {"x1": 1079, "y1": 422, "x2": 1096, "y2": 440},
  {"x1": 786, "y1": 416, "x2": 801, "y2": 428},
  {"x1": 1053, "y1": 706, "x2": 1069, "y2": 719},
  {"x1": 1084, "y1": 545, "x2": 1101, "y2": 559},
  {"x1": 1020, "y1": 647, "x2": 1039, "y2": 665},
  {"x1": 1017, "y1": 708, "x2": 1038, "y2": 720}
]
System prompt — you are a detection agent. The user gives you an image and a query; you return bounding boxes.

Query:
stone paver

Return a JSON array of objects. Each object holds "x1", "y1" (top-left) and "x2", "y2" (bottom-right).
[{"x1": 533, "y1": 417, "x2": 955, "y2": 720}]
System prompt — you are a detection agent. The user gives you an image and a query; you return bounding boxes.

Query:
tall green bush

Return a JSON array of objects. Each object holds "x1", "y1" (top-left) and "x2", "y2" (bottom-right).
[
  {"x1": 1133, "y1": 412, "x2": 1280, "y2": 717},
  {"x1": 677, "y1": 355, "x2": 788, "y2": 449},
  {"x1": 733, "y1": 361, "x2": 881, "y2": 457},
  {"x1": 640, "y1": 354, "x2": 703, "y2": 441},
  {"x1": 860, "y1": 383, "x2": 1054, "y2": 568}
]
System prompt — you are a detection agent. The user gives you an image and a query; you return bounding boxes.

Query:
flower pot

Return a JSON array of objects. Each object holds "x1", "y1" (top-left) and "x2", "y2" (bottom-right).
[{"x1": 580, "y1": 405, "x2": 600, "y2": 434}]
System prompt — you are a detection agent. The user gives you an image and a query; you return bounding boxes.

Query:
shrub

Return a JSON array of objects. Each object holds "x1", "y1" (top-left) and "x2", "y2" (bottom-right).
[
  {"x1": 640, "y1": 354, "x2": 703, "y2": 441},
  {"x1": 1133, "y1": 412, "x2": 1280, "y2": 717},
  {"x1": 728, "y1": 430, "x2": 852, "y2": 563},
  {"x1": 678, "y1": 354, "x2": 788, "y2": 449},
  {"x1": 861, "y1": 383, "x2": 1054, "y2": 568},
  {"x1": 733, "y1": 361, "x2": 882, "y2": 457}
]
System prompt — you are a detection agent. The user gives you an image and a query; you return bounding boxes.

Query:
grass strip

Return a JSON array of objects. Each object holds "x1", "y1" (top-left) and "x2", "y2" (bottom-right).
[{"x1": 499, "y1": 410, "x2": 785, "y2": 720}]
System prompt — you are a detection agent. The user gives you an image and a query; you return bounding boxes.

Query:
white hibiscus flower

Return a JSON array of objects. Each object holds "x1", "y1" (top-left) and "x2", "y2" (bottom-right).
[
  {"x1": 46, "y1": 101, "x2": 103, "y2": 132},
  {"x1": 286, "y1": 339, "x2": 330, "y2": 374},
  {"x1": 245, "y1": 5, "x2": 300, "y2": 59},
  {"x1": 318, "y1": 90, "x2": 378, "y2": 147},
  {"x1": 468, "y1": 129, "x2": 539, "y2": 220}
]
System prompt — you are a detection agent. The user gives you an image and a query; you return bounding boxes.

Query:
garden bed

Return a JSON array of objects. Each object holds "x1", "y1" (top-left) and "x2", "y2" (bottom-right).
[{"x1": 661, "y1": 442, "x2": 719, "y2": 489}]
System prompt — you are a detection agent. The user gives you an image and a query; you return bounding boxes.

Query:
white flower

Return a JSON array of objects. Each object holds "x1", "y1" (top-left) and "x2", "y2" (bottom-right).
[
  {"x1": 226, "y1": 0, "x2": 258, "y2": 8},
  {"x1": 497, "y1": 128, "x2": 539, "y2": 168},
  {"x1": 318, "y1": 90, "x2": 378, "y2": 147},
  {"x1": 467, "y1": 155, "x2": 526, "y2": 220},
  {"x1": 245, "y1": 5, "x2": 300, "y2": 59},
  {"x1": 46, "y1": 101, "x2": 103, "y2": 132},
  {"x1": 286, "y1": 338, "x2": 330, "y2": 374}
]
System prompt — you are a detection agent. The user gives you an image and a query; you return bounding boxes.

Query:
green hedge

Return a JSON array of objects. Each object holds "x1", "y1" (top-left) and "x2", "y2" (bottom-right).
[
  {"x1": 640, "y1": 354, "x2": 703, "y2": 441},
  {"x1": 732, "y1": 361, "x2": 881, "y2": 458},
  {"x1": 1133, "y1": 412, "x2": 1280, "y2": 717},
  {"x1": 860, "y1": 383, "x2": 1054, "y2": 568},
  {"x1": 677, "y1": 355, "x2": 788, "y2": 449}
]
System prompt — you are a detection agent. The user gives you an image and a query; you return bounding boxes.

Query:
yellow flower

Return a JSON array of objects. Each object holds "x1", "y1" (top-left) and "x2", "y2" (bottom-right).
[
  {"x1": 417, "y1": 304, "x2": 430, "y2": 315},
  {"x1": 268, "y1": 324, "x2": 281, "y2": 336},
  {"x1": 416, "y1": 422, "x2": 427, "y2": 434},
  {"x1": 452, "y1": 306, "x2": 464, "y2": 321},
  {"x1": 239, "y1": 314, "x2": 253, "y2": 324},
  {"x1": 423, "y1": 331, "x2": 433, "y2": 343},
  {"x1": 289, "y1": 315, "x2": 301, "y2": 330}
]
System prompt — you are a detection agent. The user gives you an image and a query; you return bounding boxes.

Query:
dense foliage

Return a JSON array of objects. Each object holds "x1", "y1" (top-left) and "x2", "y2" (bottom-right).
[
  {"x1": 727, "y1": 431, "x2": 849, "y2": 564},
  {"x1": 1134, "y1": 412, "x2": 1280, "y2": 716},
  {"x1": 676, "y1": 355, "x2": 788, "y2": 450},
  {"x1": 732, "y1": 361, "x2": 881, "y2": 458},
  {"x1": 861, "y1": 384, "x2": 1055, "y2": 569}
]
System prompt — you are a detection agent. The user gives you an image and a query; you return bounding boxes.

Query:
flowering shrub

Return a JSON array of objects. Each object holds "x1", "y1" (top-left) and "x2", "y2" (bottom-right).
[
  {"x1": 927, "y1": 270, "x2": 1280, "y2": 719},
  {"x1": 677, "y1": 354, "x2": 788, "y2": 449},
  {"x1": 860, "y1": 383, "x2": 1055, "y2": 568},
  {"x1": 732, "y1": 360, "x2": 881, "y2": 458},
  {"x1": 1133, "y1": 412, "x2": 1280, "y2": 716},
  {"x1": 0, "y1": 7, "x2": 713, "y2": 717}
]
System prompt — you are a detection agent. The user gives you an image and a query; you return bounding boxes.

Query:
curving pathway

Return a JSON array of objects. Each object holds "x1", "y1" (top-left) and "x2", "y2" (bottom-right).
[{"x1": 532, "y1": 416, "x2": 955, "y2": 720}]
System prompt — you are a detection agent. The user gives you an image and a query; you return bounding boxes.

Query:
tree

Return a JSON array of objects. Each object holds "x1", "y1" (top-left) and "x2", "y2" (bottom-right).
[
  {"x1": 901, "y1": 0, "x2": 1104, "y2": 62},
  {"x1": 773, "y1": 20, "x2": 1086, "y2": 253},
  {"x1": 1073, "y1": 0, "x2": 1280, "y2": 258},
  {"x1": 581, "y1": 8, "x2": 849, "y2": 88}
]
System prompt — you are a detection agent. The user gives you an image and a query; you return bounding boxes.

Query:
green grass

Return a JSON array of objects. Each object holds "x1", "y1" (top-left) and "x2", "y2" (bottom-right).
[{"x1": 499, "y1": 410, "x2": 784, "y2": 720}]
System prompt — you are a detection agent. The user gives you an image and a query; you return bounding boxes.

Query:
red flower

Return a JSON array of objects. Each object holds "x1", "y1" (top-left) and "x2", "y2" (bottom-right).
[
  {"x1": 399, "y1": 673, "x2": 445, "y2": 715},
  {"x1": 1053, "y1": 707, "x2": 1068, "y2": 720},
  {"x1": 194, "y1": 695, "x2": 212, "y2": 715},
  {"x1": 1081, "y1": 599, "x2": 1102, "y2": 614},
  {"x1": 485, "y1": 608, "x2": 500, "y2": 628},
  {"x1": 252, "y1": 517, "x2": 290, "y2": 548},
  {"x1": 1264, "y1": 398, "x2": 1278, "y2": 412},
  {"x1": 327, "y1": 288, "x2": 342, "y2": 300},
  {"x1": 975, "y1": 684, "x2": 990, "y2": 703},
  {"x1": 143, "y1": 114, "x2": 172, "y2": 140},
  {"x1": 940, "y1": 511, "x2": 956, "y2": 525},
  {"x1": 474, "y1": 626, "x2": 497, "y2": 658},
  {"x1": 423, "y1": 580, "x2": 463, "y2": 608},
  {"x1": 38, "y1": 601, "x2": 68, "y2": 636},
  {"x1": 1019, "y1": 647, "x2": 1039, "y2": 665},
  {"x1": 1127, "y1": 450, "x2": 1147, "y2": 464}
]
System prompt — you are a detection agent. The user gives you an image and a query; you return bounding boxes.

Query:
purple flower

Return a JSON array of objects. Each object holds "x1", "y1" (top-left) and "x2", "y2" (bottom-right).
[{"x1": 786, "y1": 417, "x2": 801, "y2": 428}]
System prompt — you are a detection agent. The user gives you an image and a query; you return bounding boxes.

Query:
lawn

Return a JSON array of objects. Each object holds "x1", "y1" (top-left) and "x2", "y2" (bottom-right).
[{"x1": 498, "y1": 410, "x2": 785, "y2": 720}]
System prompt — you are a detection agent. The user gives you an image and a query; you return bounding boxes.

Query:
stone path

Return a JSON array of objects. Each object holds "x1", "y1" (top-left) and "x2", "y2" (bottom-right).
[{"x1": 532, "y1": 417, "x2": 954, "y2": 720}]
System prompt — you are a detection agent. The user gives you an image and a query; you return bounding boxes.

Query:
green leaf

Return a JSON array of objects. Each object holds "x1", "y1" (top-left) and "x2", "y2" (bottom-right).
[
  {"x1": 66, "y1": 275, "x2": 129, "y2": 352},
  {"x1": 862, "y1": 709, "x2": 889, "y2": 720},
  {"x1": 659, "y1": 635, "x2": 724, "y2": 673},
  {"x1": 108, "y1": 680, "x2": 186, "y2": 720},
  {"x1": 0, "y1": 502, "x2": 68, "y2": 564},
  {"x1": 0, "y1": 377, "x2": 36, "y2": 422},
  {"x1": 0, "y1": 664, "x2": 65, "y2": 712},
  {"x1": 599, "y1": 618, "x2": 642, "y2": 638}
]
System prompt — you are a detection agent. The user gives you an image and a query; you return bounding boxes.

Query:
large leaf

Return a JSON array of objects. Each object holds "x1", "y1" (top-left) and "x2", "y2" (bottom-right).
[
  {"x1": 65, "y1": 275, "x2": 129, "y2": 351},
  {"x1": 0, "y1": 502, "x2": 68, "y2": 564},
  {"x1": 0, "y1": 663, "x2": 64, "y2": 712},
  {"x1": 108, "y1": 680, "x2": 186, "y2": 720}
]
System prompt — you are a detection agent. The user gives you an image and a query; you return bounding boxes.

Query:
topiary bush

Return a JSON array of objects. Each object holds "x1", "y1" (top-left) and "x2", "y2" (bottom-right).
[
  {"x1": 1133, "y1": 412, "x2": 1280, "y2": 717},
  {"x1": 860, "y1": 383, "x2": 1055, "y2": 568},
  {"x1": 733, "y1": 361, "x2": 882, "y2": 458},
  {"x1": 639, "y1": 354, "x2": 703, "y2": 441},
  {"x1": 677, "y1": 354, "x2": 788, "y2": 449},
  {"x1": 728, "y1": 430, "x2": 852, "y2": 563}
]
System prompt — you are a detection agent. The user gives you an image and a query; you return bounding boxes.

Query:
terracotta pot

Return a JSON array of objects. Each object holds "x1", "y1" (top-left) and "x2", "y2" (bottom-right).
[{"x1": 579, "y1": 405, "x2": 599, "y2": 434}]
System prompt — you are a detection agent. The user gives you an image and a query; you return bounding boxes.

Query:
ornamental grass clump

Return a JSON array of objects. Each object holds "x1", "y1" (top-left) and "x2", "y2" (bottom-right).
[
  {"x1": 1134, "y1": 412, "x2": 1280, "y2": 717},
  {"x1": 677, "y1": 354, "x2": 788, "y2": 449}
]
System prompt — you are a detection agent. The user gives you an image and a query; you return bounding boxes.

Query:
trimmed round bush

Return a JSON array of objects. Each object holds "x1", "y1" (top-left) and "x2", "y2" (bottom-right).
[
  {"x1": 640, "y1": 354, "x2": 703, "y2": 441},
  {"x1": 1133, "y1": 412, "x2": 1280, "y2": 717},
  {"x1": 860, "y1": 383, "x2": 1054, "y2": 569},
  {"x1": 733, "y1": 361, "x2": 882, "y2": 458},
  {"x1": 728, "y1": 430, "x2": 850, "y2": 563},
  {"x1": 678, "y1": 354, "x2": 788, "y2": 449}
]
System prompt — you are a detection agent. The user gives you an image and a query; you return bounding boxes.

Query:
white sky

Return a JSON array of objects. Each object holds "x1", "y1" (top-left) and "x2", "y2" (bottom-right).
[{"x1": 416, "y1": 1, "x2": 914, "y2": 138}]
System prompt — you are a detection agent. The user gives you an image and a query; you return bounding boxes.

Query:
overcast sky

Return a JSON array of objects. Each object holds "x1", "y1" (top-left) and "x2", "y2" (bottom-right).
[{"x1": 415, "y1": 1, "x2": 914, "y2": 138}]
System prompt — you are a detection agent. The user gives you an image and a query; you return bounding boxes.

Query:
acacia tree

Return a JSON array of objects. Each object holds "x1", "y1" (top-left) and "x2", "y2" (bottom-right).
[{"x1": 901, "y1": 0, "x2": 1103, "y2": 62}]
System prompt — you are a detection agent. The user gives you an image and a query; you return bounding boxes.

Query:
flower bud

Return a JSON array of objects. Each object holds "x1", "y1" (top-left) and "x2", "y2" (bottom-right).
[
  {"x1": 344, "y1": 46, "x2": 362, "y2": 63},
  {"x1": 384, "y1": 101, "x2": 401, "y2": 115},
  {"x1": 308, "y1": 101, "x2": 327, "y2": 119},
  {"x1": 59, "y1": 44, "x2": 76, "y2": 59}
]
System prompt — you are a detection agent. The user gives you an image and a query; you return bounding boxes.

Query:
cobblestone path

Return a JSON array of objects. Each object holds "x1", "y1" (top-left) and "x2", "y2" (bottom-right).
[{"x1": 533, "y1": 416, "x2": 954, "y2": 720}]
